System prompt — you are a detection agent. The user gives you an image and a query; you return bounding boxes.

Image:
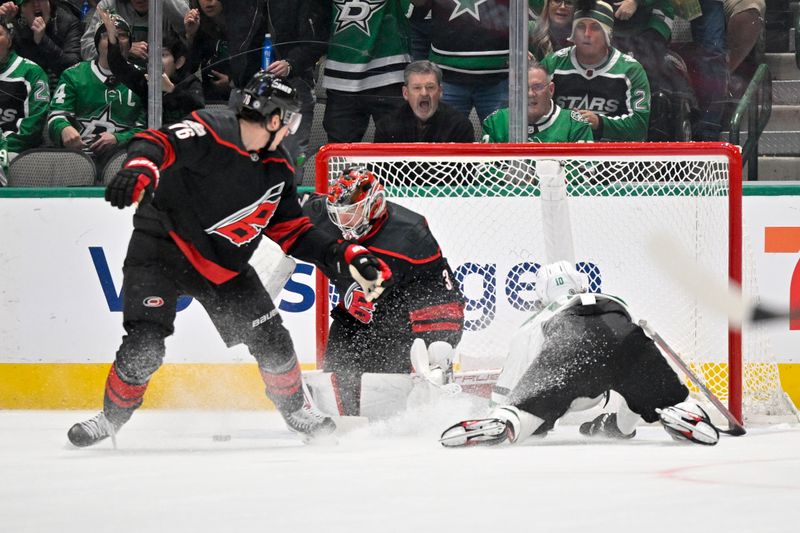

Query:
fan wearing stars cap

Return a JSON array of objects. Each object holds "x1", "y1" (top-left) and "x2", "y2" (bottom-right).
[{"x1": 539, "y1": 0, "x2": 651, "y2": 142}]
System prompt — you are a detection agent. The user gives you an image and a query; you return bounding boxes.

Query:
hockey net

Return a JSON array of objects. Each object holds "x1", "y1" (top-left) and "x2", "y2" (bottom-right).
[{"x1": 314, "y1": 142, "x2": 794, "y2": 424}]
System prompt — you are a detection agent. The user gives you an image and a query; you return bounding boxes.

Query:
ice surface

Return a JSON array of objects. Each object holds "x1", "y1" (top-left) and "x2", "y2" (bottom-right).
[{"x1": 1, "y1": 406, "x2": 799, "y2": 533}]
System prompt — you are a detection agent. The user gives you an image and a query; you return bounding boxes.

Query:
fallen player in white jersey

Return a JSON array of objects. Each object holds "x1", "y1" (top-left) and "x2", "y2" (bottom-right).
[{"x1": 440, "y1": 261, "x2": 722, "y2": 447}]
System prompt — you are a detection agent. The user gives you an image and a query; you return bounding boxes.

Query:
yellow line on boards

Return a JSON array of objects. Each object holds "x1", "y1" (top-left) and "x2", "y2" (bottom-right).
[
  {"x1": 0, "y1": 363, "x2": 317, "y2": 410},
  {"x1": 1, "y1": 362, "x2": 799, "y2": 411}
]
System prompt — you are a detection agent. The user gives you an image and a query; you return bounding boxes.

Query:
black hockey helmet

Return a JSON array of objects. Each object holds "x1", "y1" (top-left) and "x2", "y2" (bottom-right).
[
  {"x1": 94, "y1": 14, "x2": 132, "y2": 48},
  {"x1": 238, "y1": 71, "x2": 302, "y2": 133}
]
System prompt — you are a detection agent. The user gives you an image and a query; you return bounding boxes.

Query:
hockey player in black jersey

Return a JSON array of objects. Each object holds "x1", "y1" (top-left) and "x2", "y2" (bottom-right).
[
  {"x1": 67, "y1": 72, "x2": 392, "y2": 447},
  {"x1": 303, "y1": 168, "x2": 465, "y2": 416},
  {"x1": 440, "y1": 261, "x2": 721, "y2": 447}
]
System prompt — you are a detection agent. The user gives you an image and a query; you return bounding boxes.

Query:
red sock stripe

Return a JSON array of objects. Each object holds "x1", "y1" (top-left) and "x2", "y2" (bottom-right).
[
  {"x1": 409, "y1": 302, "x2": 465, "y2": 323},
  {"x1": 260, "y1": 363, "x2": 301, "y2": 397},
  {"x1": 104, "y1": 364, "x2": 147, "y2": 409},
  {"x1": 411, "y1": 321, "x2": 463, "y2": 333}
]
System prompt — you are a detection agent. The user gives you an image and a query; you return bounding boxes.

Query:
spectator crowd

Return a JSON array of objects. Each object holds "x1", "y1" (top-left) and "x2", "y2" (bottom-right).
[{"x1": 0, "y1": 0, "x2": 768, "y2": 186}]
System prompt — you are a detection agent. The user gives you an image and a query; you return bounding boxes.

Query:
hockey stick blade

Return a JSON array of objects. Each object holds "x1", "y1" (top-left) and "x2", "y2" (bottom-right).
[
  {"x1": 646, "y1": 232, "x2": 799, "y2": 328},
  {"x1": 639, "y1": 320, "x2": 746, "y2": 436}
]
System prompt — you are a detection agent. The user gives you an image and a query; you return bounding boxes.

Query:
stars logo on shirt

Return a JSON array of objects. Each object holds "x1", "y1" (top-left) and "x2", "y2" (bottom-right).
[
  {"x1": 333, "y1": 0, "x2": 387, "y2": 36},
  {"x1": 79, "y1": 106, "x2": 125, "y2": 138},
  {"x1": 449, "y1": 0, "x2": 488, "y2": 21}
]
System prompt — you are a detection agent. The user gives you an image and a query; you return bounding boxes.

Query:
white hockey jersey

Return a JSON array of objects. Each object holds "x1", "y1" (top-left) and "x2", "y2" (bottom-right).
[{"x1": 491, "y1": 292, "x2": 635, "y2": 406}]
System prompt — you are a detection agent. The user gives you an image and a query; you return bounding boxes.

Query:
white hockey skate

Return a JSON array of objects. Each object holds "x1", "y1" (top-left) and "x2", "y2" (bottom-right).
[
  {"x1": 657, "y1": 402, "x2": 719, "y2": 445},
  {"x1": 439, "y1": 418, "x2": 513, "y2": 448},
  {"x1": 283, "y1": 404, "x2": 337, "y2": 444},
  {"x1": 68, "y1": 412, "x2": 119, "y2": 448}
]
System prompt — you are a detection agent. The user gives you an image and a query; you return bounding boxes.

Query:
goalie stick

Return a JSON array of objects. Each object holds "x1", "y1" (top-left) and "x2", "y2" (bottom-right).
[
  {"x1": 639, "y1": 320, "x2": 746, "y2": 436},
  {"x1": 646, "y1": 232, "x2": 800, "y2": 328}
]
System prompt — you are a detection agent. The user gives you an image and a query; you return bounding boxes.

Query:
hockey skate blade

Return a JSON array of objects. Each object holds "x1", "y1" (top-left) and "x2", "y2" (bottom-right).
[{"x1": 439, "y1": 419, "x2": 507, "y2": 448}]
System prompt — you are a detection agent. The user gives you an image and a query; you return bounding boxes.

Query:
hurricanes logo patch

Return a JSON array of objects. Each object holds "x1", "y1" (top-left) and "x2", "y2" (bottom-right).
[
  {"x1": 333, "y1": 0, "x2": 386, "y2": 36},
  {"x1": 205, "y1": 182, "x2": 285, "y2": 246},
  {"x1": 343, "y1": 283, "x2": 375, "y2": 323},
  {"x1": 143, "y1": 296, "x2": 165, "y2": 307}
]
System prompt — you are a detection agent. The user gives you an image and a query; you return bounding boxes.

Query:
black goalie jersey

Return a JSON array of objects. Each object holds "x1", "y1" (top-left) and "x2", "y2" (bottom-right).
[{"x1": 304, "y1": 194, "x2": 465, "y2": 365}]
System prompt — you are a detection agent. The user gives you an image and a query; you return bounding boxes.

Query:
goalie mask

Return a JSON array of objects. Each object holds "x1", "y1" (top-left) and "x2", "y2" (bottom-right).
[
  {"x1": 534, "y1": 261, "x2": 589, "y2": 307},
  {"x1": 326, "y1": 167, "x2": 387, "y2": 240}
]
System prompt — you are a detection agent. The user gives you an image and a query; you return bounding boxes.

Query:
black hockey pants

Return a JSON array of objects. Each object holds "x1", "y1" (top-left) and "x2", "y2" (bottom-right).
[
  {"x1": 103, "y1": 229, "x2": 304, "y2": 425},
  {"x1": 509, "y1": 309, "x2": 689, "y2": 434}
]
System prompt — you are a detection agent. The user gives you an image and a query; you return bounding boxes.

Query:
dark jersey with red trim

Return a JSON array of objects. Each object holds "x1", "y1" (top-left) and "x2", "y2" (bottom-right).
[
  {"x1": 304, "y1": 194, "x2": 465, "y2": 344},
  {"x1": 125, "y1": 108, "x2": 336, "y2": 284}
]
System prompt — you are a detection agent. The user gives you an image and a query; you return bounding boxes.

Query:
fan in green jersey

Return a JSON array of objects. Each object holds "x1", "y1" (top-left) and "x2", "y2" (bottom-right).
[
  {"x1": 0, "y1": 18, "x2": 50, "y2": 157},
  {"x1": 540, "y1": 0, "x2": 651, "y2": 142},
  {"x1": 482, "y1": 61, "x2": 593, "y2": 144},
  {"x1": 47, "y1": 13, "x2": 144, "y2": 170}
]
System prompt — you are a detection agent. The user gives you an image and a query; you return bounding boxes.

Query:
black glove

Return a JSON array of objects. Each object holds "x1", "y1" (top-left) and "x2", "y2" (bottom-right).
[
  {"x1": 105, "y1": 157, "x2": 160, "y2": 209},
  {"x1": 334, "y1": 242, "x2": 393, "y2": 301}
]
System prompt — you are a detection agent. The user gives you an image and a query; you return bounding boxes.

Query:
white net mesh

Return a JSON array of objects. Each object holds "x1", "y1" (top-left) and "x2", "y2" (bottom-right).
[{"x1": 316, "y1": 143, "x2": 789, "y2": 422}]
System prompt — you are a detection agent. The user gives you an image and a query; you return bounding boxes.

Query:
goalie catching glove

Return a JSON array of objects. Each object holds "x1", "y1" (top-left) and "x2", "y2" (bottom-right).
[
  {"x1": 333, "y1": 242, "x2": 393, "y2": 302},
  {"x1": 105, "y1": 158, "x2": 160, "y2": 209}
]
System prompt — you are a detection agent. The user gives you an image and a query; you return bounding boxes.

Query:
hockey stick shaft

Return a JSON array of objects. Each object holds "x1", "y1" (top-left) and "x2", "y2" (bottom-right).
[
  {"x1": 639, "y1": 320, "x2": 746, "y2": 436},
  {"x1": 646, "y1": 232, "x2": 800, "y2": 328}
]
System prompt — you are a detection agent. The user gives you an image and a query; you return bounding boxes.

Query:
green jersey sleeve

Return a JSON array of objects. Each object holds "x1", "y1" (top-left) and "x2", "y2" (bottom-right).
[
  {"x1": 598, "y1": 58, "x2": 650, "y2": 142},
  {"x1": 47, "y1": 71, "x2": 77, "y2": 146},
  {"x1": 5, "y1": 61, "x2": 50, "y2": 153}
]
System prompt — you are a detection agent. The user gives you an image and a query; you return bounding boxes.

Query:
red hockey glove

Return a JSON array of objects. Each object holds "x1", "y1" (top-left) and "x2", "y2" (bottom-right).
[
  {"x1": 334, "y1": 242, "x2": 393, "y2": 302},
  {"x1": 105, "y1": 157, "x2": 160, "y2": 209}
]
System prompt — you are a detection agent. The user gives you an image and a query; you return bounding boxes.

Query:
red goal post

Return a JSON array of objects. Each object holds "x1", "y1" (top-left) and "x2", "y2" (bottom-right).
[{"x1": 313, "y1": 142, "x2": 744, "y2": 422}]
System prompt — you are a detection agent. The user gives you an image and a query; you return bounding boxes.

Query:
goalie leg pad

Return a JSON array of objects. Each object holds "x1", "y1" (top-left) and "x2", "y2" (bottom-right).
[{"x1": 657, "y1": 402, "x2": 720, "y2": 445}]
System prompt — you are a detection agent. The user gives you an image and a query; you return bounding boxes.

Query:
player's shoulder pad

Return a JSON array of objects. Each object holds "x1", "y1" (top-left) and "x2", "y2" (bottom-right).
[
  {"x1": 168, "y1": 117, "x2": 207, "y2": 137},
  {"x1": 378, "y1": 202, "x2": 440, "y2": 260},
  {"x1": 190, "y1": 107, "x2": 237, "y2": 139}
]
